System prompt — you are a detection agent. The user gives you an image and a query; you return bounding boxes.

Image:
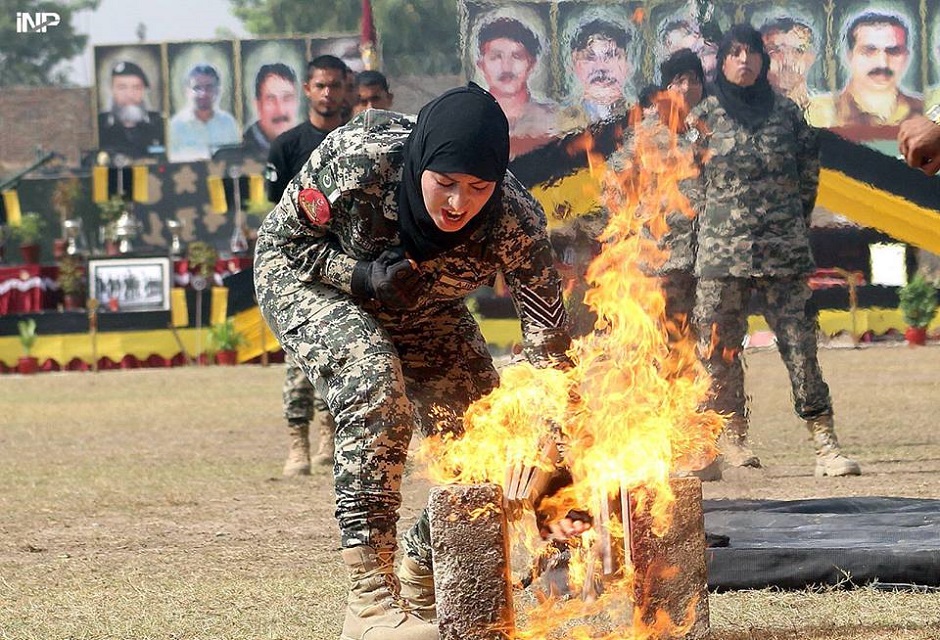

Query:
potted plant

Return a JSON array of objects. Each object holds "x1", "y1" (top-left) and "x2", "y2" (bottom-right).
[
  {"x1": 97, "y1": 196, "x2": 126, "y2": 255},
  {"x1": 186, "y1": 241, "x2": 219, "y2": 281},
  {"x1": 17, "y1": 318, "x2": 39, "y2": 374},
  {"x1": 9, "y1": 212, "x2": 46, "y2": 264},
  {"x1": 897, "y1": 274, "x2": 938, "y2": 346},
  {"x1": 57, "y1": 255, "x2": 86, "y2": 310},
  {"x1": 207, "y1": 318, "x2": 246, "y2": 365}
]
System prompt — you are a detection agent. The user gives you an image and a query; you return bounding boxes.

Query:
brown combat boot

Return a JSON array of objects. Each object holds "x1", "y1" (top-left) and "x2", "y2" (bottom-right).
[
  {"x1": 282, "y1": 421, "x2": 311, "y2": 477},
  {"x1": 719, "y1": 415, "x2": 761, "y2": 468},
  {"x1": 341, "y1": 546, "x2": 438, "y2": 640},
  {"x1": 398, "y1": 555, "x2": 436, "y2": 623},
  {"x1": 807, "y1": 414, "x2": 861, "y2": 477},
  {"x1": 310, "y1": 411, "x2": 336, "y2": 467}
]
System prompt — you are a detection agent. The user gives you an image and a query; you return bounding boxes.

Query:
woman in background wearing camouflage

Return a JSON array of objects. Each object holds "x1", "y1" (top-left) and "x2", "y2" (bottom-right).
[
  {"x1": 254, "y1": 84, "x2": 572, "y2": 640},
  {"x1": 688, "y1": 24, "x2": 861, "y2": 479}
]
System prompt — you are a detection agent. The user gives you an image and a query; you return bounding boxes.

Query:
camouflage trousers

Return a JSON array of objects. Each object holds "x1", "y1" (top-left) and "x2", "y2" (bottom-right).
[
  {"x1": 693, "y1": 276, "x2": 832, "y2": 421},
  {"x1": 660, "y1": 269, "x2": 696, "y2": 336},
  {"x1": 263, "y1": 281, "x2": 498, "y2": 566},
  {"x1": 282, "y1": 352, "x2": 329, "y2": 424}
]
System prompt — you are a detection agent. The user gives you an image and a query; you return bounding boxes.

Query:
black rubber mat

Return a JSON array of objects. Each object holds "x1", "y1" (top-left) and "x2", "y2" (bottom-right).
[{"x1": 703, "y1": 497, "x2": 940, "y2": 591}]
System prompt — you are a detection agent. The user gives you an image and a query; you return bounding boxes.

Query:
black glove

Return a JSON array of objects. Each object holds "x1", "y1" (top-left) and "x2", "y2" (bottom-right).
[{"x1": 351, "y1": 249, "x2": 426, "y2": 309}]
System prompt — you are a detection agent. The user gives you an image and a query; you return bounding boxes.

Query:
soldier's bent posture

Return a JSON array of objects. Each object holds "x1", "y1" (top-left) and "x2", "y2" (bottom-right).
[
  {"x1": 688, "y1": 24, "x2": 860, "y2": 478},
  {"x1": 254, "y1": 84, "x2": 572, "y2": 639}
]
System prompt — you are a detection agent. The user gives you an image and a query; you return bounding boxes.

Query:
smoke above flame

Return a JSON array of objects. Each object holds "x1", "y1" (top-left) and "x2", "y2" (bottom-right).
[{"x1": 420, "y1": 94, "x2": 725, "y2": 638}]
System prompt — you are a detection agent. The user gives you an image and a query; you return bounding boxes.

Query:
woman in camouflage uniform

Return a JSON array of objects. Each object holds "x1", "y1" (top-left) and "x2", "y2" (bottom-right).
[
  {"x1": 689, "y1": 24, "x2": 860, "y2": 479},
  {"x1": 254, "y1": 84, "x2": 571, "y2": 640}
]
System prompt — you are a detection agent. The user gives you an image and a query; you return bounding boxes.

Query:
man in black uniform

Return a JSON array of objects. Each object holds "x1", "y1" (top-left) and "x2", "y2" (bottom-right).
[
  {"x1": 266, "y1": 54, "x2": 349, "y2": 476},
  {"x1": 98, "y1": 61, "x2": 165, "y2": 157}
]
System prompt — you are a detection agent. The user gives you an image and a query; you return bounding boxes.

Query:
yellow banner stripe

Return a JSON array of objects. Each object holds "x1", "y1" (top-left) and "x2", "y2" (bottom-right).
[
  {"x1": 132, "y1": 166, "x2": 148, "y2": 202},
  {"x1": 92, "y1": 166, "x2": 109, "y2": 203},
  {"x1": 210, "y1": 286, "x2": 229, "y2": 327},
  {"x1": 2, "y1": 190, "x2": 21, "y2": 226},
  {"x1": 248, "y1": 174, "x2": 265, "y2": 207},
  {"x1": 207, "y1": 176, "x2": 227, "y2": 214},
  {"x1": 529, "y1": 167, "x2": 604, "y2": 229},
  {"x1": 818, "y1": 168, "x2": 940, "y2": 254},
  {"x1": 170, "y1": 287, "x2": 188, "y2": 328}
]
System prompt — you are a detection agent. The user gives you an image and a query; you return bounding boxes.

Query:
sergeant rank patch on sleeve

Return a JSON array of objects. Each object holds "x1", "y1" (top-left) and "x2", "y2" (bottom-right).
[{"x1": 518, "y1": 286, "x2": 566, "y2": 329}]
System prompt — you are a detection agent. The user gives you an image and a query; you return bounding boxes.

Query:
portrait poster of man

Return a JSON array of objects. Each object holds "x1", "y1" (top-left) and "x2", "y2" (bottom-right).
[
  {"x1": 649, "y1": 1, "x2": 726, "y2": 85},
  {"x1": 239, "y1": 38, "x2": 306, "y2": 159},
  {"x1": 464, "y1": 2, "x2": 558, "y2": 158},
  {"x1": 556, "y1": 3, "x2": 641, "y2": 133},
  {"x1": 310, "y1": 35, "x2": 366, "y2": 74},
  {"x1": 744, "y1": 1, "x2": 827, "y2": 115},
  {"x1": 166, "y1": 40, "x2": 240, "y2": 163},
  {"x1": 927, "y1": 5, "x2": 940, "y2": 109},
  {"x1": 94, "y1": 44, "x2": 166, "y2": 158},
  {"x1": 812, "y1": 0, "x2": 923, "y2": 138}
]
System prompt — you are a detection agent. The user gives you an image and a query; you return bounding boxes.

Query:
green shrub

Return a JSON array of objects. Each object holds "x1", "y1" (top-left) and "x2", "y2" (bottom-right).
[
  {"x1": 17, "y1": 318, "x2": 37, "y2": 356},
  {"x1": 187, "y1": 241, "x2": 219, "y2": 278},
  {"x1": 207, "y1": 318, "x2": 246, "y2": 352},
  {"x1": 9, "y1": 212, "x2": 46, "y2": 245},
  {"x1": 898, "y1": 274, "x2": 939, "y2": 329}
]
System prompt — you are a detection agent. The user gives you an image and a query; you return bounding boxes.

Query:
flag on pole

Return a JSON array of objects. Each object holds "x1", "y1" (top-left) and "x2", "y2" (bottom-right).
[{"x1": 360, "y1": 0, "x2": 378, "y2": 70}]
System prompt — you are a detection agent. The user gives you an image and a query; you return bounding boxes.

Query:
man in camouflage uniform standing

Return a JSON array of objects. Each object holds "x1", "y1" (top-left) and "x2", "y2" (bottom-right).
[
  {"x1": 254, "y1": 85, "x2": 571, "y2": 639},
  {"x1": 689, "y1": 24, "x2": 860, "y2": 477},
  {"x1": 266, "y1": 55, "x2": 348, "y2": 476}
]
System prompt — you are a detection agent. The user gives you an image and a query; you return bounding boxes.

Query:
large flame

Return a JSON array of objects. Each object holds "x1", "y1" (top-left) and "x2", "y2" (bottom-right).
[{"x1": 420, "y1": 95, "x2": 724, "y2": 639}]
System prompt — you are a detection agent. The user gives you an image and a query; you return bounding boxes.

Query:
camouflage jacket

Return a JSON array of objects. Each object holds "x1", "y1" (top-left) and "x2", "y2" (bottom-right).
[
  {"x1": 688, "y1": 93, "x2": 820, "y2": 279},
  {"x1": 607, "y1": 104, "x2": 703, "y2": 275},
  {"x1": 254, "y1": 108, "x2": 570, "y2": 366}
]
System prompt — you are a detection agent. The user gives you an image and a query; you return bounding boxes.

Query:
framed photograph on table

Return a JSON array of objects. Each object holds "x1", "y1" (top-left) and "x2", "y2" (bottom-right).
[{"x1": 88, "y1": 256, "x2": 171, "y2": 312}]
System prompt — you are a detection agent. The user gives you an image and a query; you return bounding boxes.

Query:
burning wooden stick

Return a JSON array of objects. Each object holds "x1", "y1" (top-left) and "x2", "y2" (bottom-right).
[{"x1": 502, "y1": 435, "x2": 562, "y2": 519}]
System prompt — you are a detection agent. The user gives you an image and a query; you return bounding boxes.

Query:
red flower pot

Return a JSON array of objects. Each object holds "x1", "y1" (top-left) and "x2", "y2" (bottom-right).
[
  {"x1": 215, "y1": 350, "x2": 238, "y2": 366},
  {"x1": 19, "y1": 243, "x2": 40, "y2": 265},
  {"x1": 905, "y1": 326, "x2": 928, "y2": 346},
  {"x1": 17, "y1": 356, "x2": 39, "y2": 374}
]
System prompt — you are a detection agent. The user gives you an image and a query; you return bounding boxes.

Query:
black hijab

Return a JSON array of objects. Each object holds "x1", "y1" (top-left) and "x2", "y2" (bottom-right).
[
  {"x1": 397, "y1": 82, "x2": 510, "y2": 262},
  {"x1": 711, "y1": 24, "x2": 775, "y2": 129}
]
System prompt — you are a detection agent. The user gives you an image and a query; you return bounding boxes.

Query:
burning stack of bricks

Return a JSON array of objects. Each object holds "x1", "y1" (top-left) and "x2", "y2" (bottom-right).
[{"x1": 428, "y1": 477, "x2": 709, "y2": 640}]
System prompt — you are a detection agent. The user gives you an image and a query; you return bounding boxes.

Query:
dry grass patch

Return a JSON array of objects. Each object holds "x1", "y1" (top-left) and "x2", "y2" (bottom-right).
[{"x1": 2, "y1": 345, "x2": 939, "y2": 638}]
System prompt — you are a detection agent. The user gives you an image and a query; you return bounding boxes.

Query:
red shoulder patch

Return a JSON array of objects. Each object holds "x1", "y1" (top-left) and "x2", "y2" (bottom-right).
[{"x1": 298, "y1": 188, "x2": 331, "y2": 225}]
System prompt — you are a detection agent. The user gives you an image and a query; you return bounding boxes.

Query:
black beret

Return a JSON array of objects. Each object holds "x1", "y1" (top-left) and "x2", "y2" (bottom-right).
[{"x1": 111, "y1": 61, "x2": 149, "y2": 87}]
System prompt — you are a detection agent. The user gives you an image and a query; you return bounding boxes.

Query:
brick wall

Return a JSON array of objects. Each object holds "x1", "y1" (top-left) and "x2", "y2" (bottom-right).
[
  {"x1": 0, "y1": 87, "x2": 95, "y2": 172},
  {"x1": 0, "y1": 77, "x2": 455, "y2": 174}
]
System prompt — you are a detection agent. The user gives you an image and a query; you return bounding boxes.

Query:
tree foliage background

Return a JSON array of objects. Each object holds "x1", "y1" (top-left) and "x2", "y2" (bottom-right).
[
  {"x1": 228, "y1": 0, "x2": 461, "y2": 75},
  {"x1": 0, "y1": 0, "x2": 100, "y2": 86}
]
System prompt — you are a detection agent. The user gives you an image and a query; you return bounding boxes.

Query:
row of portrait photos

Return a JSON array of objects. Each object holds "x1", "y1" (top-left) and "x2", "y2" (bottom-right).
[
  {"x1": 94, "y1": 35, "x2": 364, "y2": 163},
  {"x1": 461, "y1": 0, "x2": 940, "y2": 155}
]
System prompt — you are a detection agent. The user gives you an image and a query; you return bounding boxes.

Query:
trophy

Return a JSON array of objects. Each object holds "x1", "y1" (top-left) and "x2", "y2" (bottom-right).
[
  {"x1": 167, "y1": 219, "x2": 183, "y2": 257},
  {"x1": 64, "y1": 218, "x2": 88, "y2": 256}
]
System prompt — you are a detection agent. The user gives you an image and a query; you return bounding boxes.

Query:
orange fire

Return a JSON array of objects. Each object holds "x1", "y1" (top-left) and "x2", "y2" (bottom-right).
[{"x1": 420, "y1": 94, "x2": 724, "y2": 638}]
